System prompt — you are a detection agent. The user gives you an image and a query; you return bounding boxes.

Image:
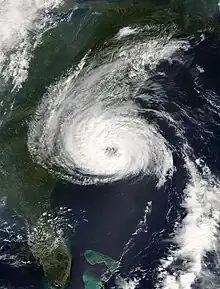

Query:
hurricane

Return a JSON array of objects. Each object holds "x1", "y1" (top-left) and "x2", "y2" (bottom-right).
[{"x1": 27, "y1": 34, "x2": 189, "y2": 187}]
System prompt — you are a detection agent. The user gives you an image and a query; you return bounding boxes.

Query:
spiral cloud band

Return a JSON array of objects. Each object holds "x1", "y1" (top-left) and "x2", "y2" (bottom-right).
[{"x1": 27, "y1": 36, "x2": 187, "y2": 186}]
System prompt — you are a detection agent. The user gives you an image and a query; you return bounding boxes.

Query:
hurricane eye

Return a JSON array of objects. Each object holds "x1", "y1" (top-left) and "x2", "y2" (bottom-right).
[{"x1": 105, "y1": 147, "x2": 118, "y2": 156}]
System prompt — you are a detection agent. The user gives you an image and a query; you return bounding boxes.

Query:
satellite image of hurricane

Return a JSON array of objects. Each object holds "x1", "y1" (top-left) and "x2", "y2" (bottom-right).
[{"x1": 1, "y1": 1, "x2": 220, "y2": 289}]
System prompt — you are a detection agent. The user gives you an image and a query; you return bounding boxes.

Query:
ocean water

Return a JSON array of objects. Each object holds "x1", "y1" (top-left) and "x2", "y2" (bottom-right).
[{"x1": 1, "y1": 1, "x2": 220, "y2": 289}]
